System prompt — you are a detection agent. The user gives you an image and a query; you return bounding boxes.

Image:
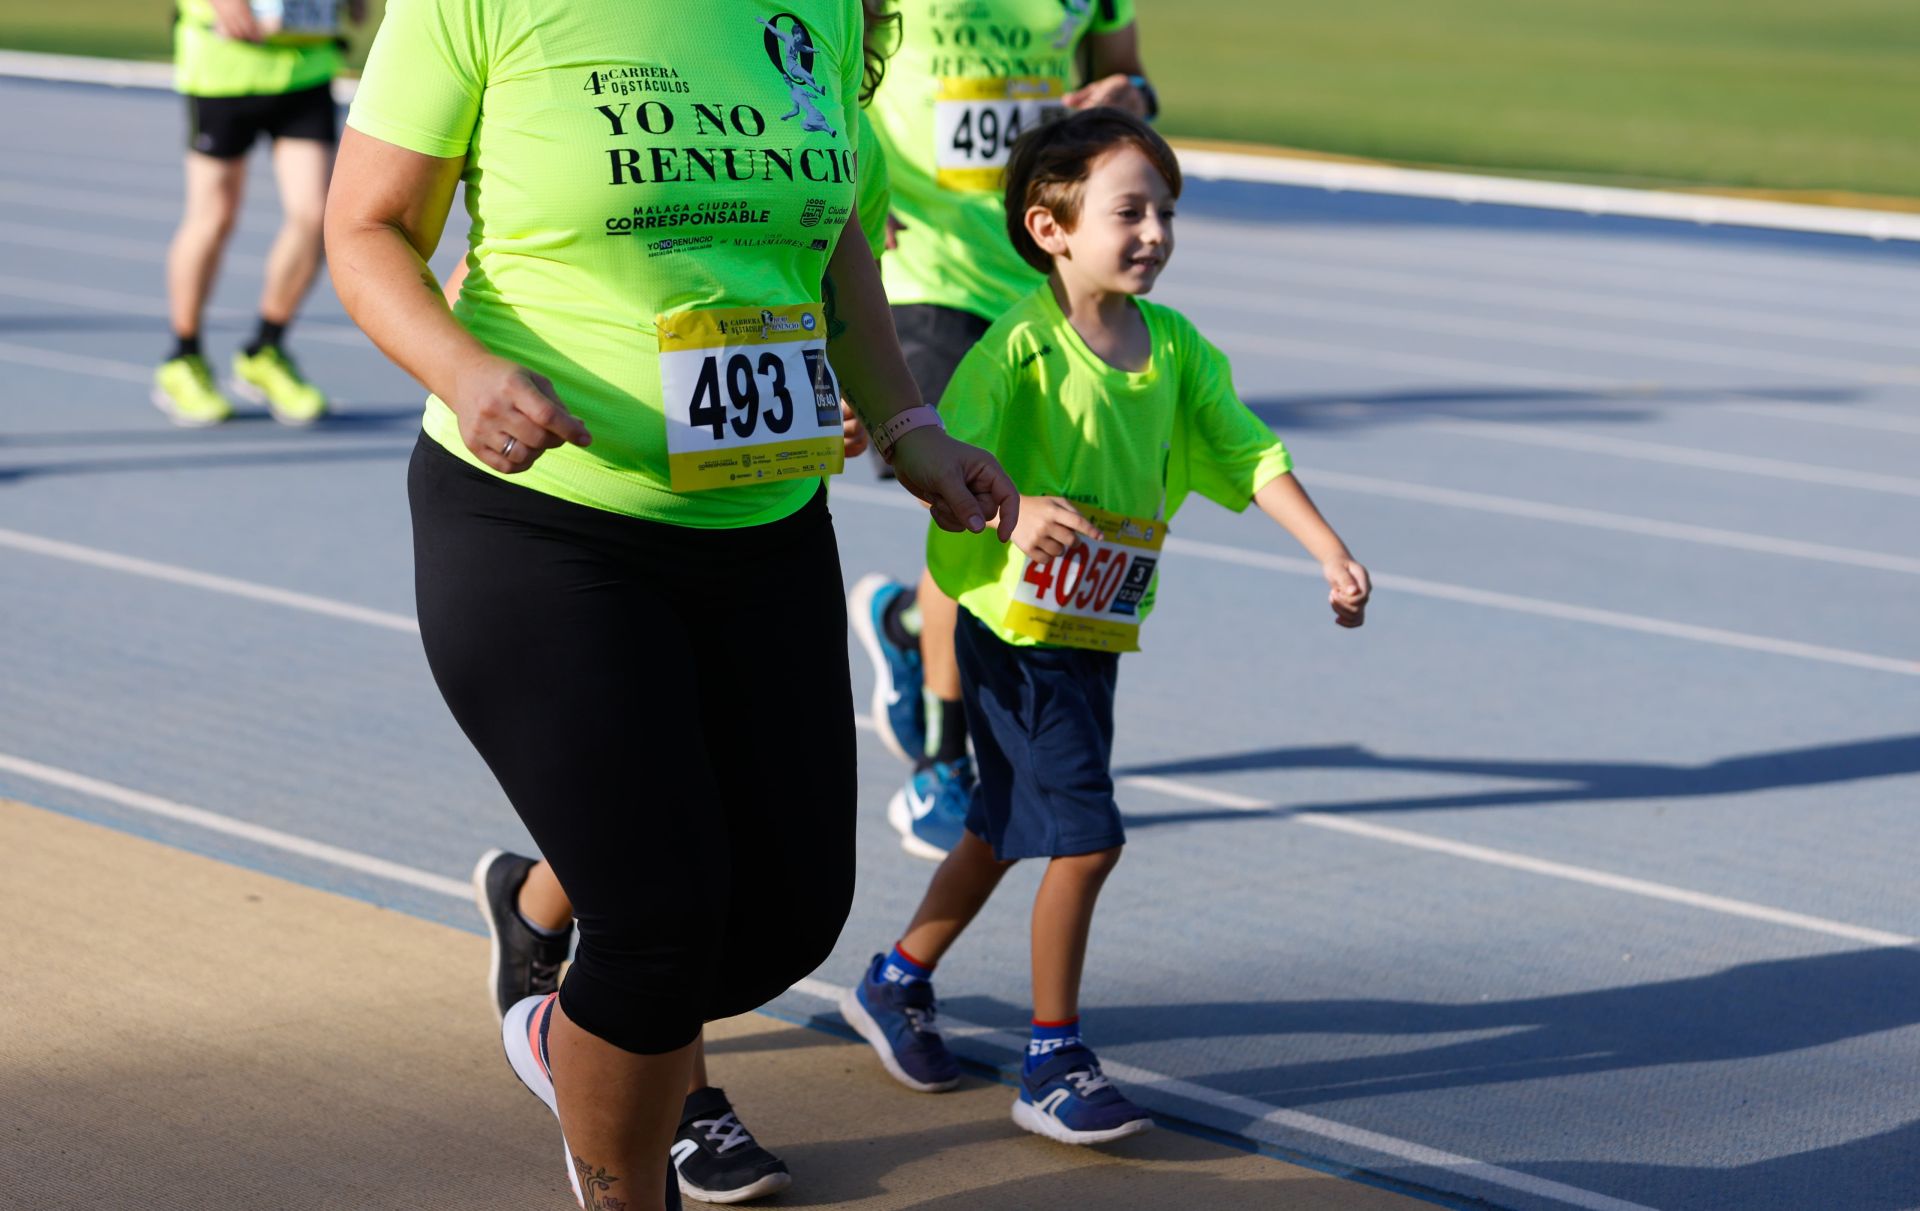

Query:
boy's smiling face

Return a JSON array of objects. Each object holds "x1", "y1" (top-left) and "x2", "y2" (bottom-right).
[{"x1": 1032, "y1": 144, "x2": 1177, "y2": 296}]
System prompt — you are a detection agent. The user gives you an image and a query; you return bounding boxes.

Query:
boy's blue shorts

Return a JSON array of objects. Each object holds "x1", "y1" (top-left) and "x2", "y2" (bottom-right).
[{"x1": 955, "y1": 608, "x2": 1125, "y2": 861}]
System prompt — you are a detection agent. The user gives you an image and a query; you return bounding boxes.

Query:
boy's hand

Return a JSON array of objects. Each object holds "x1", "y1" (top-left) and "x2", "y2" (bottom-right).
[
  {"x1": 1011, "y1": 495, "x2": 1104, "y2": 561},
  {"x1": 1325, "y1": 559, "x2": 1370, "y2": 628}
]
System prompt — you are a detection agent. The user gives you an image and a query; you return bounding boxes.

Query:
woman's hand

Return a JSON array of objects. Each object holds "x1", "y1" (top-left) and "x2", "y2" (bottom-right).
[
  {"x1": 210, "y1": 0, "x2": 264, "y2": 41},
  {"x1": 840, "y1": 401, "x2": 869, "y2": 459},
  {"x1": 1325, "y1": 558, "x2": 1371, "y2": 628},
  {"x1": 1063, "y1": 73, "x2": 1149, "y2": 117},
  {"x1": 1010, "y1": 496, "x2": 1104, "y2": 561},
  {"x1": 448, "y1": 355, "x2": 593, "y2": 474},
  {"x1": 889, "y1": 427, "x2": 1020, "y2": 541}
]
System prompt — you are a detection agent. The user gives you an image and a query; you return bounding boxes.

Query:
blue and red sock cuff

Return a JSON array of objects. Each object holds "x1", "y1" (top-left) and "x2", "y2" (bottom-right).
[
  {"x1": 1026, "y1": 1016, "x2": 1082, "y2": 1071},
  {"x1": 882, "y1": 942, "x2": 934, "y2": 984}
]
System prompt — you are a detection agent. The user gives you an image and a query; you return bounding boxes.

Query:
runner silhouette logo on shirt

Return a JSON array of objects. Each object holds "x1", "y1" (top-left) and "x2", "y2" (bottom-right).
[{"x1": 759, "y1": 13, "x2": 839, "y2": 137}]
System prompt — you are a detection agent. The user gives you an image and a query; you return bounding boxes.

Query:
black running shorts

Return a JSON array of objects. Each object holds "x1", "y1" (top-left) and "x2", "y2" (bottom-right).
[{"x1": 185, "y1": 82, "x2": 337, "y2": 159}]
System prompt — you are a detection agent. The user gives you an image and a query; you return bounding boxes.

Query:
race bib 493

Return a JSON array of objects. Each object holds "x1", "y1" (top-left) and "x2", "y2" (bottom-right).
[
  {"x1": 1004, "y1": 509, "x2": 1166, "y2": 653},
  {"x1": 657, "y1": 304, "x2": 844, "y2": 493},
  {"x1": 933, "y1": 77, "x2": 1065, "y2": 191}
]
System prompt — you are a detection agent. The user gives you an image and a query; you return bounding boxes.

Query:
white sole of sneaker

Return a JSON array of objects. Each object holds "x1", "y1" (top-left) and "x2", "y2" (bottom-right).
[
  {"x1": 227, "y1": 375, "x2": 325, "y2": 427},
  {"x1": 500, "y1": 996, "x2": 583, "y2": 1204},
  {"x1": 471, "y1": 848, "x2": 510, "y2": 1020},
  {"x1": 847, "y1": 573, "x2": 915, "y2": 765},
  {"x1": 149, "y1": 386, "x2": 226, "y2": 428},
  {"x1": 837, "y1": 986, "x2": 960, "y2": 1093},
  {"x1": 679, "y1": 1170, "x2": 793, "y2": 1205},
  {"x1": 1011, "y1": 1096, "x2": 1154, "y2": 1145},
  {"x1": 887, "y1": 789, "x2": 949, "y2": 862}
]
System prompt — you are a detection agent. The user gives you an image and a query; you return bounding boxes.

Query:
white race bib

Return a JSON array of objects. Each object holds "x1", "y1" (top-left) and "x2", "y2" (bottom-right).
[
  {"x1": 1004, "y1": 509, "x2": 1166, "y2": 653},
  {"x1": 933, "y1": 77, "x2": 1065, "y2": 191},
  {"x1": 657, "y1": 304, "x2": 844, "y2": 492}
]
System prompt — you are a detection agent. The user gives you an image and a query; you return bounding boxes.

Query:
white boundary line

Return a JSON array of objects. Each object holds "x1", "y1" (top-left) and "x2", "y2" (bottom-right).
[
  {"x1": 1, "y1": 49, "x2": 1914, "y2": 244},
  {"x1": 0, "y1": 754, "x2": 1653, "y2": 1211}
]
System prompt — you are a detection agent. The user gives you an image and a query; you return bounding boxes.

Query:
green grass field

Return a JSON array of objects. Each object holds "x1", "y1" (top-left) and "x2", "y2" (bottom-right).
[{"x1": 5, "y1": 0, "x2": 1917, "y2": 197}]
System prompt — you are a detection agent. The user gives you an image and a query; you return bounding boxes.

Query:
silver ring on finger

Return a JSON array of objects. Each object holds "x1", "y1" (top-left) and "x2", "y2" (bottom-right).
[{"x1": 501, "y1": 434, "x2": 518, "y2": 460}]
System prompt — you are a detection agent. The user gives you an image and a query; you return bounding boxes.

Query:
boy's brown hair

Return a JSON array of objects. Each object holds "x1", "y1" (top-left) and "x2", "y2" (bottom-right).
[{"x1": 1002, "y1": 106, "x2": 1182, "y2": 275}]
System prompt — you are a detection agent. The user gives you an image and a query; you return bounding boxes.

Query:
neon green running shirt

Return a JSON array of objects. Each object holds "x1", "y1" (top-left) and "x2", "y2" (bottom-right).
[
  {"x1": 174, "y1": 0, "x2": 341, "y2": 98},
  {"x1": 869, "y1": 0, "x2": 1134, "y2": 322},
  {"x1": 927, "y1": 286, "x2": 1294, "y2": 646},
  {"x1": 856, "y1": 108, "x2": 890, "y2": 264},
  {"x1": 349, "y1": 0, "x2": 864, "y2": 528}
]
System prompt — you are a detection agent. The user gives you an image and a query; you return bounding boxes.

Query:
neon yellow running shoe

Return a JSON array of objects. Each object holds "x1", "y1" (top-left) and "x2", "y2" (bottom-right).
[
  {"x1": 151, "y1": 354, "x2": 233, "y2": 427},
  {"x1": 231, "y1": 345, "x2": 328, "y2": 426}
]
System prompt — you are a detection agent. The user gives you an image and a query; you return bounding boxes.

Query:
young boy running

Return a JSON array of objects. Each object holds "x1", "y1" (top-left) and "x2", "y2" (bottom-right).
[{"x1": 840, "y1": 108, "x2": 1370, "y2": 1143}]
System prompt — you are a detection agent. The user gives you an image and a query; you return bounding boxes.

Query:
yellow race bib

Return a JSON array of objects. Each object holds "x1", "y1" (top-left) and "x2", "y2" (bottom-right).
[
  {"x1": 1004, "y1": 509, "x2": 1166, "y2": 653},
  {"x1": 657, "y1": 304, "x2": 845, "y2": 492},
  {"x1": 933, "y1": 76, "x2": 1065, "y2": 191}
]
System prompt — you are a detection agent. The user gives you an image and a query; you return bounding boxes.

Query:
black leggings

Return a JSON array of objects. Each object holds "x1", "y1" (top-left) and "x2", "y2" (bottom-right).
[{"x1": 409, "y1": 438, "x2": 857, "y2": 1055}]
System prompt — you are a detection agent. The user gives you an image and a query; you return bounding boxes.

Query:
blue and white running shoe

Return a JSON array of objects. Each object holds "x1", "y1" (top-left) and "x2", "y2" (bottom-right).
[
  {"x1": 1012, "y1": 1045, "x2": 1154, "y2": 1145},
  {"x1": 887, "y1": 757, "x2": 974, "y2": 861},
  {"x1": 848, "y1": 573, "x2": 925, "y2": 764},
  {"x1": 838, "y1": 953, "x2": 961, "y2": 1093}
]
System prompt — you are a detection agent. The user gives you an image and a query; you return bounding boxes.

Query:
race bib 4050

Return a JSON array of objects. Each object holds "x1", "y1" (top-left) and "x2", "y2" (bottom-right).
[
  {"x1": 657, "y1": 304, "x2": 844, "y2": 493},
  {"x1": 1004, "y1": 508, "x2": 1166, "y2": 653}
]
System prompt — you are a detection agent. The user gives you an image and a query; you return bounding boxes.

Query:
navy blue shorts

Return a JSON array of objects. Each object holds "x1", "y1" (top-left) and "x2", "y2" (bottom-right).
[{"x1": 955, "y1": 609, "x2": 1125, "y2": 861}]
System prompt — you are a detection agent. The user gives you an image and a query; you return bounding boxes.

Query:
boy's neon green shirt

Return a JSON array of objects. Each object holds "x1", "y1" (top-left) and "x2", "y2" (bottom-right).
[
  {"x1": 174, "y1": 0, "x2": 341, "y2": 97},
  {"x1": 349, "y1": 0, "x2": 864, "y2": 528},
  {"x1": 869, "y1": 0, "x2": 1134, "y2": 323},
  {"x1": 928, "y1": 286, "x2": 1293, "y2": 647}
]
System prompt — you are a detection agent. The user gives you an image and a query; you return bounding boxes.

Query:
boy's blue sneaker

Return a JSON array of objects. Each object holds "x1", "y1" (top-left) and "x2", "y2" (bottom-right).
[
  {"x1": 1012, "y1": 1045, "x2": 1154, "y2": 1145},
  {"x1": 838, "y1": 953, "x2": 961, "y2": 1093},
  {"x1": 887, "y1": 757, "x2": 974, "y2": 861},
  {"x1": 848, "y1": 573, "x2": 925, "y2": 765}
]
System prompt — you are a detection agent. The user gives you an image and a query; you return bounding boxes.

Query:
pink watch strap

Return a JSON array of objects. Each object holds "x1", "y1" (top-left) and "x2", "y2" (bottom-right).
[{"x1": 874, "y1": 405, "x2": 944, "y2": 462}]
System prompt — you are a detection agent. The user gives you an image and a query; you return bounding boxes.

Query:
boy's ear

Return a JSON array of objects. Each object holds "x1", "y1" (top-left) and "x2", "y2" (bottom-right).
[{"x1": 1026, "y1": 205, "x2": 1070, "y2": 262}]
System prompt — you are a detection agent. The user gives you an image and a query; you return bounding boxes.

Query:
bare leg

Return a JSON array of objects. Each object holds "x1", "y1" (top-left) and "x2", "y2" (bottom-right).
[
  {"x1": 1030, "y1": 847, "x2": 1122, "y2": 1022},
  {"x1": 517, "y1": 860, "x2": 713, "y2": 1100},
  {"x1": 915, "y1": 569, "x2": 962, "y2": 702},
  {"x1": 166, "y1": 152, "x2": 248, "y2": 341},
  {"x1": 549, "y1": 1001, "x2": 695, "y2": 1211},
  {"x1": 898, "y1": 830, "x2": 1015, "y2": 965},
  {"x1": 259, "y1": 136, "x2": 333, "y2": 325}
]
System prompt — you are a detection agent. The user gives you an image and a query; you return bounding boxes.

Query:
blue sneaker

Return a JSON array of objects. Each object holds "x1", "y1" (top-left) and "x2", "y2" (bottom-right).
[
  {"x1": 887, "y1": 757, "x2": 973, "y2": 861},
  {"x1": 848, "y1": 573, "x2": 924, "y2": 764},
  {"x1": 838, "y1": 953, "x2": 961, "y2": 1093},
  {"x1": 1012, "y1": 1045, "x2": 1154, "y2": 1145}
]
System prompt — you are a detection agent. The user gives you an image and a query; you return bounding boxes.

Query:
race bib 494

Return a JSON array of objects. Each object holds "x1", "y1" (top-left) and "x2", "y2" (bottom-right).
[
  {"x1": 933, "y1": 77, "x2": 1065, "y2": 191},
  {"x1": 657, "y1": 304, "x2": 845, "y2": 493},
  {"x1": 1004, "y1": 509, "x2": 1166, "y2": 653}
]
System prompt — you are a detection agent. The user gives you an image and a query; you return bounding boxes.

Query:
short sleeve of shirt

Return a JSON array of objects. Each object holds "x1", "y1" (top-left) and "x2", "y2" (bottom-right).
[
  {"x1": 936, "y1": 338, "x2": 1013, "y2": 451},
  {"x1": 1091, "y1": 0, "x2": 1136, "y2": 35},
  {"x1": 1177, "y1": 321, "x2": 1293, "y2": 512},
  {"x1": 345, "y1": 0, "x2": 485, "y2": 159}
]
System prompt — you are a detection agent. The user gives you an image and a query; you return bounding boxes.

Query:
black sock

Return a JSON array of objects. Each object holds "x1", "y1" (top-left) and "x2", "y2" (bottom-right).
[
  {"x1": 170, "y1": 333, "x2": 201, "y2": 361},
  {"x1": 245, "y1": 317, "x2": 288, "y2": 356},
  {"x1": 930, "y1": 696, "x2": 968, "y2": 764}
]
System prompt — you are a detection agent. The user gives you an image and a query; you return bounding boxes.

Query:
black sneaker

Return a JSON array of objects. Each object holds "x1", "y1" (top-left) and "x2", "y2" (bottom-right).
[
  {"x1": 471, "y1": 848, "x2": 571, "y2": 1018},
  {"x1": 671, "y1": 1087, "x2": 791, "y2": 1204}
]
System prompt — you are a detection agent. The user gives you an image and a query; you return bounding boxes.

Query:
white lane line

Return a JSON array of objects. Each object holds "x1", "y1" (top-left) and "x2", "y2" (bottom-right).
[
  {"x1": 0, "y1": 752, "x2": 468, "y2": 899},
  {"x1": 0, "y1": 219, "x2": 270, "y2": 269},
  {"x1": 1180, "y1": 284, "x2": 1920, "y2": 385},
  {"x1": 0, "y1": 340, "x2": 151, "y2": 383},
  {"x1": 1304, "y1": 468, "x2": 1920, "y2": 575},
  {"x1": 1214, "y1": 225, "x2": 1920, "y2": 320},
  {"x1": 829, "y1": 483, "x2": 1919, "y2": 676},
  {"x1": 1716, "y1": 400, "x2": 1920, "y2": 436},
  {"x1": 1179, "y1": 246, "x2": 1920, "y2": 354},
  {"x1": 1118, "y1": 776, "x2": 1916, "y2": 949},
  {"x1": 0, "y1": 527, "x2": 420, "y2": 633},
  {"x1": 1430, "y1": 419, "x2": 1920, "y2": 497},
  {"x1": 0, "y1": 751, "x2": 1655, "y2": 1211},
  {"x1": 0, "y1": 273, "x2": 369, "y2": 350},
  {"x1": 1166, "y1": 533, "x2": 1920, "y2": 677},
  {"x1": 784, "y1": 979, "x2": 1660, "y2": 1211},
  {"x1": 0, "y1": 177, "x2": 196, "y2": 222}
]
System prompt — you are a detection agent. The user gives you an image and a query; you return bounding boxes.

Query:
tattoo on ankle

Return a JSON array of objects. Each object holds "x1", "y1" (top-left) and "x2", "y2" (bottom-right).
[{"x1": 571, "y1": 1155, "x2": 628, "y2": 1210}]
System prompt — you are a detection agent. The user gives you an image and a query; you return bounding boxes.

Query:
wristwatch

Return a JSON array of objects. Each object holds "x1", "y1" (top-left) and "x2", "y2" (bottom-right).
[{"x1": 1128, "y1": 74, "x2": 1160, "y2": 122}]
